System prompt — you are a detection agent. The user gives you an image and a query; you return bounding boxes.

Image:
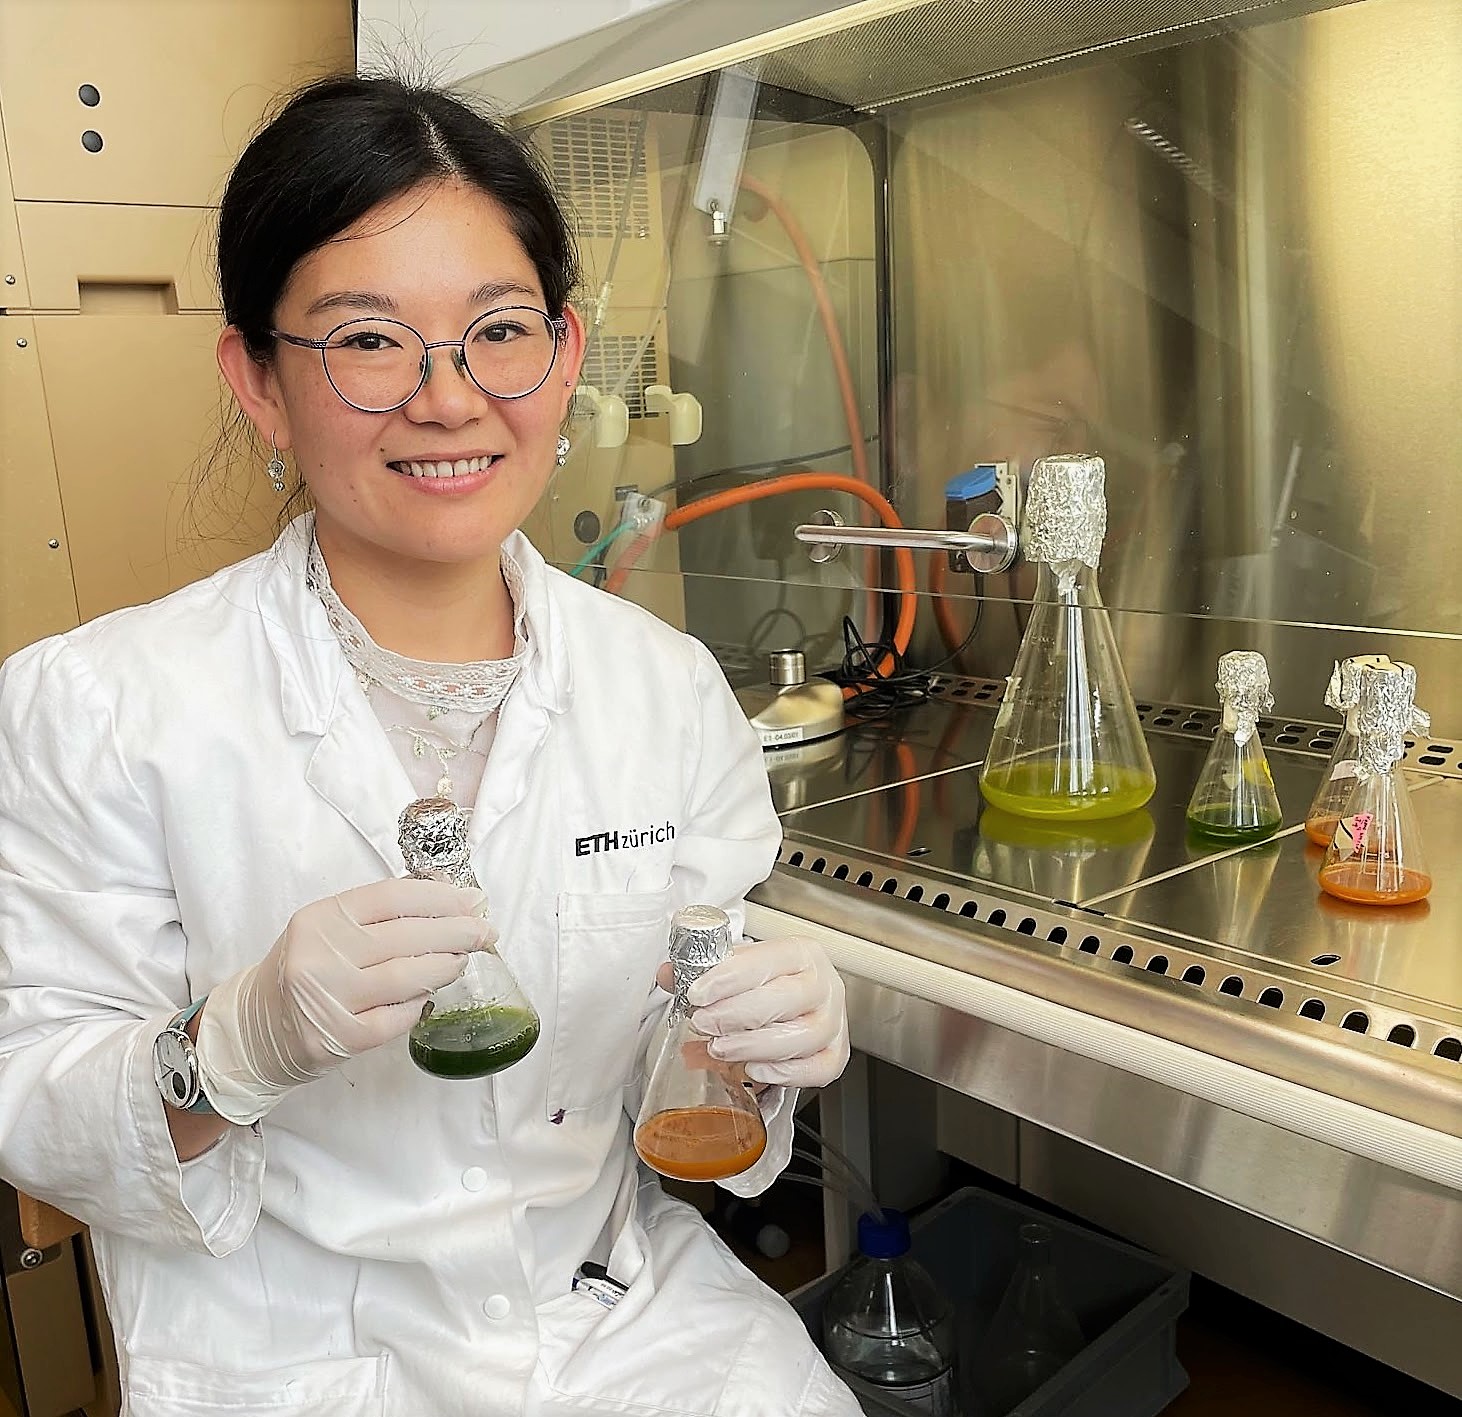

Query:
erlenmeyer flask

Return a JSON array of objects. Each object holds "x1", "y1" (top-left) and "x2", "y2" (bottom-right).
[
  {"x1": 1305, "y1": 654, "x2": 1392, "y2": 846},
  {"x1": 634, "y1": 906, "x2": 767, "y2": 1182},
  {"x1": 1318, "y1": 661, "x2": 1431, "y2": 906},
  {"x1": 979, "y1": 454, "x2": 1155, "y2": 821},
  {"x1": 398, "y1": 798, "x2": 541, "y2": 1078},
  {"x1": 967, "y1": 1223, "x2": 1084, "y2": 1416},
  {"x1": 1186, "y1": 650, "x2": 1282, "y2": 842}
]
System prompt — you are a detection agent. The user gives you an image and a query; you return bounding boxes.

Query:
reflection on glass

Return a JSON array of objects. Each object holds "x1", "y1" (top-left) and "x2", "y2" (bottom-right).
[
  {"x1": 973, "y1": 805, "x2": 1154, "y2": 902},
  {"x1": 1186, "y1": 834, "x2": 1283, "y2": 946},
  {"x1": 763, "y1": 730, "x2": 849, "y2": 814}
]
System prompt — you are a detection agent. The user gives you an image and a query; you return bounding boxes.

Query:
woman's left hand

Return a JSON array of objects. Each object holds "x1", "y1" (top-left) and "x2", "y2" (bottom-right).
[{"x1": 659, "y1": 937, "x2": 849, "y2": 1088}]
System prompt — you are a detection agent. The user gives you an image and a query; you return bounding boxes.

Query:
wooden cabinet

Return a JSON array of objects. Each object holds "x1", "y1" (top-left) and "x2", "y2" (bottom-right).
[{"x1": 0, "y1": 0, "x2": 353, "y2": 659}]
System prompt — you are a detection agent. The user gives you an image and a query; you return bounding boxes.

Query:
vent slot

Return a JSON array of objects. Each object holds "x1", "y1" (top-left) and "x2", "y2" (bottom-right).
[
  {"x1": 548, "y1": 113, "x2": 650, "y2": 241},
  {"x1": 580, "y1": 334, "x2": 662, "y2": 420}
]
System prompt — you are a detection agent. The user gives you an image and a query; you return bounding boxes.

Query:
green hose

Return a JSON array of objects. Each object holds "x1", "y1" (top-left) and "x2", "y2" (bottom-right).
[{"x1": 569, "y1": 519, "x2": 642, "y2": 579}]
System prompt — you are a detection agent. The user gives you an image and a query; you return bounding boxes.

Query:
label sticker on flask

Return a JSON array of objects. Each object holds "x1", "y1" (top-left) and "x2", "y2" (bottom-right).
[
  {"x1": 1333, "y1": 811, "x2": 1372, "y2": 859},
  {"x1": 1328, "y1": 759, "x2": 1360, "y2": 782}
]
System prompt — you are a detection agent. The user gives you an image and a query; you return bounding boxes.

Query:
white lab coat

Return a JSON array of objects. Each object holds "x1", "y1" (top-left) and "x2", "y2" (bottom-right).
[{"x1": 0, "y1": 518, "x2": 858, "y2": 1417}]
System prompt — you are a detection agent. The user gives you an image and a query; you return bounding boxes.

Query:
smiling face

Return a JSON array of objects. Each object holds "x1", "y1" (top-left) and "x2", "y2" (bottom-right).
[{"x1": 220, "y1": 178, "x2": 583, "y2": 571}]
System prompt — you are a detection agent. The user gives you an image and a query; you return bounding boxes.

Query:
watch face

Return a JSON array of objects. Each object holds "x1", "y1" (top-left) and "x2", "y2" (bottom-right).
[{"x1": 155, "y1": 1029, "x2": 196, "y2": 1107}]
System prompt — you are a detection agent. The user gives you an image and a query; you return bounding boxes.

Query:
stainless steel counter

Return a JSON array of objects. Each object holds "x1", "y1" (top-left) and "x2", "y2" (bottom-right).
[{"x1": 749, "y1": 684, "x2": 1462, "y2": 1390}]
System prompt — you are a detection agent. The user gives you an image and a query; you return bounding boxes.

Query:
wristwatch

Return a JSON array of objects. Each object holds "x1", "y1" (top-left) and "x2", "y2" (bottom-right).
[{"x1": 153, "y1": 997, "x2": 216, "y2": 1115}]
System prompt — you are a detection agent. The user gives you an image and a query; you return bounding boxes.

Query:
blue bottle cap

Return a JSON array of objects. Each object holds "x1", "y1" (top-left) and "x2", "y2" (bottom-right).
[{"x1": 857, "y1": 1209, "x2": 911, "y2": 1258}]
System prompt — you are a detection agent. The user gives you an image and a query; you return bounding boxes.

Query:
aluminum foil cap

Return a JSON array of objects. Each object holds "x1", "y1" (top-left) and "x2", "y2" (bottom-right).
[
  {"x1": 1215, "y1": 650, "x2": 1273, "y2": 746},
  {"x1": 398, "y1": 797, "x2": 480, "y2": 888},
  {"x1": 1354, "y1": 660, "x2": 1430, "y2": 775},
  {"x1": 669, "y1": 904, "x2": 732, "y2": 1007},
  {"x1": 1022, "y1": 454, "x2": 1107, "y2": 571},
  {"x1": 1324, "y1": 653, "x2": 1392, "y2": 716}
]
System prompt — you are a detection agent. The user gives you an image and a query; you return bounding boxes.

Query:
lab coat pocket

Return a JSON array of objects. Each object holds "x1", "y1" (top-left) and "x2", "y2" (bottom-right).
[
  {"x1": 124, "y1": 1352, "x2": 388, "y2": 1415},
  {"x1": 550, "y1": 887, "x2": 674, "y2": 1119}
]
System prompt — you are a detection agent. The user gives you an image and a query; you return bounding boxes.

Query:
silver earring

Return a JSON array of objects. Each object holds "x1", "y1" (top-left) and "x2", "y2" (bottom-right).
[
  {"x1": 266, "y1": 435, "x2": 287, "y2": 494},
  {"x1": 555, "y1": 434, "x2": 570, "y2": 467}
]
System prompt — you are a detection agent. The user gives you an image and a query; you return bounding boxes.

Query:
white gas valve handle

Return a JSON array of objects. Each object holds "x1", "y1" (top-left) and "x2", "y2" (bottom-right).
[{"x1": 644, "y1": 385, "x2": 703, "y2": 446}]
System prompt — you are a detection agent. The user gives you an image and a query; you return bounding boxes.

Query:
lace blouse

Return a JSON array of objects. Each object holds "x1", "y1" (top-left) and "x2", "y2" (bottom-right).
[{"x1": 306, "y1": 537, "x2": 529, "y2": 805}]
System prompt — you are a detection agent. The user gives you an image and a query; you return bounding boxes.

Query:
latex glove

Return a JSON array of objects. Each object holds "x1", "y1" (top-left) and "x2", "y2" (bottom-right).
[
  {"x1": 680, "y1": 937, "x2": 849, "y2": 1088},
  {"x1": 196, "y1": 878, "x2": 496, "y2": 1125}
]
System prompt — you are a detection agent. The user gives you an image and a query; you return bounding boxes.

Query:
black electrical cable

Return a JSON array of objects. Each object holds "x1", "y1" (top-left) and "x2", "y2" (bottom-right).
[{"x1": 823, "y1": 586, "x2": 985, "y2": 719}]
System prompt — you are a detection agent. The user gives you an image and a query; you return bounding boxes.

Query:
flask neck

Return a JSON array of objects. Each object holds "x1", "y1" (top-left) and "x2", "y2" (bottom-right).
[{"x1": 1033, "y1": 559, "x2": 1101, "y2": 602}]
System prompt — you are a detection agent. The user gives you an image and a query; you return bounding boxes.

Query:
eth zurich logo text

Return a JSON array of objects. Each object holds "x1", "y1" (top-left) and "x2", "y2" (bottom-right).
[{"x1": 574, "y1": 822, "x2": 677, "y2": 857}]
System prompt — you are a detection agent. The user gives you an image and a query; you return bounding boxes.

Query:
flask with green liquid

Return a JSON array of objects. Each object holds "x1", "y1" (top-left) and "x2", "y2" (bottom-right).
[
  {"x1": 1185, "y1": 650, "x2": 1282, "y2": 843},
  {"x1": 398, "y1": 797, "x2": 540, "y2": 1079},
  {"x1": 979, "y1": 454, "x2": 1155, "y2": 821}
]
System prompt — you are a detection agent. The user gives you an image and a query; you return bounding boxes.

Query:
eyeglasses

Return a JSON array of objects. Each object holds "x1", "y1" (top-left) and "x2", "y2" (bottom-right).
[{"x1": 270, "y1": 306, "x2": 570, "y2": 413}]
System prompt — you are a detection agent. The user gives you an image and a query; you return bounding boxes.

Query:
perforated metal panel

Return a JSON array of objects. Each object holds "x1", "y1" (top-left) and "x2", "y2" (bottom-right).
[
  {"x1": 772, "y1": 839, "x2": 1462, "y2": 1065},
  {"x1": 547, "y1": 113, "x2": 650, "y2": 240},
  {"x1": 579, "y1": 333, "x2": 662, "y2": 419}
]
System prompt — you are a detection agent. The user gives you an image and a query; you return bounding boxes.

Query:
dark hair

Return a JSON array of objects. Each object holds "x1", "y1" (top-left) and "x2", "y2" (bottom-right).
[{"x1": 218, "y1": 75, "x2": 580, "y2": 359}]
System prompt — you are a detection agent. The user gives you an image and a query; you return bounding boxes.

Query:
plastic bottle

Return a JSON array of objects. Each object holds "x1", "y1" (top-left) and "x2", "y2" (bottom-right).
[
  {"x1": 979, "y1": 454, "x2": 1155, "y2": 821},
  {"x1": 634, "y1": 906, "x2": 768, "y2": 1182},
  {"x1": 1304, "y1": 654, "x2": 1391, "y2": 847},
  {"x1": 967, "y1": 1223, "x2": 1084, "y2": 1416},
  {"x1": 1317, "y1": 660, "x2": 1431, "y2": 906},
  {"x1": 824, "y1": 1210, "x2": 956, "y2": 1416},
  {"x1": 1185, "y1": 650, "x2": 1282, "y2": 842},
  {"x1": 398, "y1": 798, "x2": 541, "y2": 1079}
]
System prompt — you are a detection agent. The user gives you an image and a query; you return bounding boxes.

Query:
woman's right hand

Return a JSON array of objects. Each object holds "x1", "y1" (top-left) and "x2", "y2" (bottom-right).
[{"x1": 195, "y1": 879, "x2": 496, "y2": 1125}]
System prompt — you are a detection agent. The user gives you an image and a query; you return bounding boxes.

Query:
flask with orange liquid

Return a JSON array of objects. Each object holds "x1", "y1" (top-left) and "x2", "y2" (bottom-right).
[
  {"x1": 1317, "y1": 660, "x2": 1431, "y2": 906},
  {"x1": 634, "y1": 905, "x2": 767, "y2": 1182},
  {"x1": 1304, "y1": 654, "x2": 1391, "y2": 847}
]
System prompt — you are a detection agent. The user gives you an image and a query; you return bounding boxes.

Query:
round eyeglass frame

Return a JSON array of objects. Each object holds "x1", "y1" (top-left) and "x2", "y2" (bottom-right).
[{"x1": 269, "y1": 305, "x2": 571, "y2": 414}]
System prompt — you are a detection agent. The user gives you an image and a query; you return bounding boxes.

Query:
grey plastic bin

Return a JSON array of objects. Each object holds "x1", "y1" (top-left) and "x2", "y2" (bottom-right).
[{"x1": 791, "y1": 1185, "x2": 1190, "y2": 1417}]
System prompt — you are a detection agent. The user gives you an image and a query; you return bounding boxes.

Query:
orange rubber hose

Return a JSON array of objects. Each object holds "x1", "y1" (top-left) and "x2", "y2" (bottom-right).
[
  {"x1": 604, "y1": 473, "x2": 916, "y2": 696},
  {"x1": 738, "y1": 173, "x2": 871, "y2": 490},
  {"x1": 738, "y1": 172, "x2": 880, "y2": 627}
]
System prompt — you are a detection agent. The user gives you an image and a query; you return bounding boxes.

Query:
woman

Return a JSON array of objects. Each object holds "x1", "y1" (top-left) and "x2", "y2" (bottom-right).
[{"x1": 0, "y1": 77, "x2": 856, "y2": 1416}]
